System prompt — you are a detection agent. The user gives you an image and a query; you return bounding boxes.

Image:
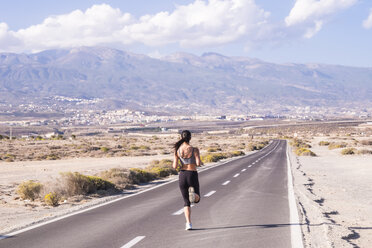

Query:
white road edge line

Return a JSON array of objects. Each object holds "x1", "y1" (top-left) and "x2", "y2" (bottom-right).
[
  {"x1": 1, "y1": 142, "x2": 277, "y2": 240},
  {"x1": 121, "y1": 236, "x2": 145, "y2": 248},
  {"x1": 204, "y1": 190, "x2": 216, "y2": 197},
  {"x1": 233, "y1": 173, "x2": 240, "y2": 178},
  {"x1": 286, "y1": 141, "x2": 304, "y2": 248},
  {"x1": 222, "y1": 180, "x2": 230, "y2": 185}
]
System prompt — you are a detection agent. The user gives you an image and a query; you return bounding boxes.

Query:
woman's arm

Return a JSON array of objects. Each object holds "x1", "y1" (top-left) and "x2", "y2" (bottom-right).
[
  {"x1": 194, "y1": 148, "x2": 203, "y2": 167},
  {"x1": 172, "y1": 152, "x2": 179, "y2": 169}
]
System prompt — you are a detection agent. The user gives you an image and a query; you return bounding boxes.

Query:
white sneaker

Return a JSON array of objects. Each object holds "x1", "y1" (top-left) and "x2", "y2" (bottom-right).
[
  {"x1": 188, "y1": 187, "x2": 195, "y2": 203},
  {"x1": 185, "y1": 223, "x2": 192, "y2": 230}
]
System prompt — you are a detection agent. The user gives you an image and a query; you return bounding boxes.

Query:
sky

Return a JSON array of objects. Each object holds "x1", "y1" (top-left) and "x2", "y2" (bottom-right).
[{"x1": 0, "y1": 0, "x2": 371, "y2": 67}]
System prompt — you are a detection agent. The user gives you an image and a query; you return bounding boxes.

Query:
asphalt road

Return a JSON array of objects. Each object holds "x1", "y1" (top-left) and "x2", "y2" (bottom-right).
[{"x1": 0, "y1": 140, "x2": 299, "y2": 248}]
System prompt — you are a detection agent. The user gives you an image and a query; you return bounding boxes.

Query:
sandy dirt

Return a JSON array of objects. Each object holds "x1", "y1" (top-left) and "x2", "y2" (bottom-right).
[
  {"x1": 290, "y1": 137, "x2": 372, "y2": 248},
  {"x1": 0, "y1": 155, "x2": 171, "y2": 185},
  {"x1": 0, "y1": 154, "x2": 172, "y2": 234}
]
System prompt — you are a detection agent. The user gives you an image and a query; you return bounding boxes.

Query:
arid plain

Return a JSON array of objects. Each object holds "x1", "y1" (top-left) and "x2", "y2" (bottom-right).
[{"x1": 1, "y1": 120, "x2": 371, "y2": 247}]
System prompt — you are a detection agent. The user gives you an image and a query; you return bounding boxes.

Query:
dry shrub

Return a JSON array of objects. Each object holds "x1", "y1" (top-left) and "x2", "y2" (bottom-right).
[
  {"x1": 100, "y1": 147, "x2": 109, "y2": 152},
  {"x1": 129, "y1": 168, "x2": 156, "y2": 184},
  {"x1": 44, "y1": 192, "x2": 60, "y2": 206},
  {"x1": 46, "y1": 153, "x2": 60, "y2": 160},
  {"x1": 318, "y1": 141, "x2": 330, "y2": 146},
  {"x1": 207, "y1": 148, "x2": 218, "y2": 152},
  {"x1": 17, "y1": 180, "x2": 43, "y2": 201},
  {"x1": 290, "y1": 139, "x2": 311, "y2": 149},
  {"x1": 4, "y1": 154, "x2": 15, "y2": 162},
  {"x1": 139, "y1": 145, "x2": 150, "y2": 150},
  {"x1": 60, "y1": 172, "x2": 116, "y2": 196},
  {"x1": 357, "y1": 149, "x2": 372, "y2": 155},
  {"x1": 201, "y1": 150, "x2": 246, "y2": 163},
  {"x1": 207, "y1": 147, "x2": 222, "y2": 152},
  {"x1": 295, "y1": 148, "x2": 317, "y2": 156},
  {"x1": 341, "y1": 148, "x2": 356, "y2": 155},
  {"x1": 100, "y1": 168, "x2": 133, "y2": 189},
  {"x1": 247, "y1": 141, "x2": 269, "y2": 151},
  {"x1": 230, "y1": 150, "x2": 245, "y2": 157},
  {"x1": 129, "y1": 145, "x2": 140, "y2": 150},
  {"x1": 101, "y1": 162, "x2": 177, "y2": 190},
  {"x1": 146, "y1": 160, "x2": 177, "y2": 178},
  {"x1": 201, "y1": 153, "x2": 228, "y2": 163},
  {"x1": 328, "y1": 142, "x2": 347, "y2": 150}
]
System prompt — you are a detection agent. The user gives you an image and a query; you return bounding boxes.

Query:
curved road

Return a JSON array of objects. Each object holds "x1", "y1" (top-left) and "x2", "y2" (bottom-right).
[{"x1": 0, "y1": 140, "x2": 302, "y2": 248}]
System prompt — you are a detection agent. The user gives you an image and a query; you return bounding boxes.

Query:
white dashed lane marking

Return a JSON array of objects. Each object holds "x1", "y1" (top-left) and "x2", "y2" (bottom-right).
[
  {"x1": 222, "y1": 180, "x2": 231, "y2": 185},
  {"x1": 233, "y1": 173, "x2": 240, "y2": 178},
  {"x1": 172, "y1": 205, "x2": 194, "y2": 215},
  {"x1": 121, "y1": 236, "x2": 145, "y2": 248},
  {"x1": 204, "y1": 191, "x2": 216, "y2": 197},
  {"x1": 241, "y1": 169, "x2": 246, "y2": 172}
]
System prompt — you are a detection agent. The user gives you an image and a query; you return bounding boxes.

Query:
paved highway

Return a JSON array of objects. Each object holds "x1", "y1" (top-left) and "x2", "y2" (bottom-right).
[{"x1": 0, "y1": 140, "x2": 302, "y2": 248}]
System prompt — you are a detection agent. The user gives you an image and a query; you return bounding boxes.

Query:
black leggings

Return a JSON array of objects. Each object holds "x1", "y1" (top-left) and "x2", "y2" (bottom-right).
[{"x1": 179, "y1": 170, "x2": 200, "y2": 207}]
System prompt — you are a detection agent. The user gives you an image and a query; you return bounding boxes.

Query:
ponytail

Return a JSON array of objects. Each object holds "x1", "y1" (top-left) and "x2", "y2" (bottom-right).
[
  {"x1": 174, "y1": 130, "x2": 192, "y2": 153},
  {"x1": 174, "y1": 138, "x2": 186, "y2": 153}
]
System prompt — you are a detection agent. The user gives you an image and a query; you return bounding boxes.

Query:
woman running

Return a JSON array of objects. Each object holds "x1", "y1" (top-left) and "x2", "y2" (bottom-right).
[{"x1": 172, "y1": 130, "x2": 202, "y2": 230}]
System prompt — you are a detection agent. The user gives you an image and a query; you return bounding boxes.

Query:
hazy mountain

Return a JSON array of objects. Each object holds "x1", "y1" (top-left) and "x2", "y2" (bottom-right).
[{"x1": 1, "y1": 46, "x2": 371, "y2": 115}]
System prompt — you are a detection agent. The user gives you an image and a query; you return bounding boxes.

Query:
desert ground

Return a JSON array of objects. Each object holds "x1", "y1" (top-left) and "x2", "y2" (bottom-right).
[
  {"x1": 290, "y1": 136, "x2": 372, "y2": 248},
  {"x1": 1, "y1": 120, "x2": 371, "y2": 248}
]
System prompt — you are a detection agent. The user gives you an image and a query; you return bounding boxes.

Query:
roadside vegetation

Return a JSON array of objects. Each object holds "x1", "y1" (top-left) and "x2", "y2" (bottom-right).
[
  {"x1": 341, "y1": 148, "x2": 356, "y2": 155},
  {"x1": 290, "y1": 138, "x2": 317, "y2": 156},
  {"x1": 318, "y1": 141, "x2": 330, "y2": 146},
  {"x1": 200, "y1": 150, "x2": 245, "y2": 163},
  {"x1": 246, "y1": 140, "x2": 269, "y2": 151},
  {"x1": 328, "y1": 142, "x2": 347, "y2": 150},
  {"x1": 13, "y1": 138, "x2": 253, "y2": 207},
  {"x1": 15, "y1": 160, "x2": 180, "y2": 207}
]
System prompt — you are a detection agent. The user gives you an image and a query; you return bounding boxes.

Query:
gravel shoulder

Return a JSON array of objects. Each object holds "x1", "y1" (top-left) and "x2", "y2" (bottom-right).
[{"x1": 290, "y1": 138, "x2": 372, "y2": 248}]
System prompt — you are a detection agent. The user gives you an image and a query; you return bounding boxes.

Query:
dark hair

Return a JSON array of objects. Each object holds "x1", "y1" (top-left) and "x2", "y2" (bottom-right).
[{"x1": 174, "y1": 130, "x2": 191, "y2": 153}]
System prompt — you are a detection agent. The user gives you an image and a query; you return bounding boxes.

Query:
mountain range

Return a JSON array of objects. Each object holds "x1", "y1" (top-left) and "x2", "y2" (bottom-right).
[{"x1": 1, "y1": 46, "x2": 371, "y2": 115}]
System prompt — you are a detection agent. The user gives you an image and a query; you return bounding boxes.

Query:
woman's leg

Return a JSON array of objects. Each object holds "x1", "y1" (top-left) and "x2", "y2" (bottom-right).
[
  {"x1": 179, "y1": 171, "x2": 191, "y2": 218},
  {"x1": 191, "y1": 171, "x2": 200, "y2": 203},
  {"x1": 184, "y1": 206, "x2": 191, "y2": 223}
]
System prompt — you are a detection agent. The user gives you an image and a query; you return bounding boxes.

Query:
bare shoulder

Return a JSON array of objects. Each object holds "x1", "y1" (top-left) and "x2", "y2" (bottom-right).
[{"x1": 193, "y1": 147, "x2": 200, "y2": 154}]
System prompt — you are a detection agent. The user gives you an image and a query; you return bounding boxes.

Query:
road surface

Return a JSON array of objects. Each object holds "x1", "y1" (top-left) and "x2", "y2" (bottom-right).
[{"x1": 0, "y1": 140, "x2": 302, "y2": 248}]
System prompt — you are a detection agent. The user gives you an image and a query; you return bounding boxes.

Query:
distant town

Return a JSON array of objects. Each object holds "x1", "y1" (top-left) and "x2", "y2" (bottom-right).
[{"x1": 0, "y1": 96, "x2": 371, "y2": 130}]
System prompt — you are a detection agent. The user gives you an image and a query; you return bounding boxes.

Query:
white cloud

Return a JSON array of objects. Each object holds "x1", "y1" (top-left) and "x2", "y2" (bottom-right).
[
  {"x1": 304, "y1": 20, "x2": 323, "y2": 38},
  {"x1": 0, "y1": 22, "x2": 23, "y2": 50},
  {"x1": 285, "y1": 0, "x2": 357, "y2": 38},
  {"x1": 120, "y1": 0, "x2": 270, "y2": 48},
  {"x1": 363, "y1": 9, "x2": 372, "y2": 29},
  {"x1": 0, "y1": 1, "x2": 271, "y2": 53},
  {"x1": 14, "y1": 4, "x2": 133, "y2": 52}
]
